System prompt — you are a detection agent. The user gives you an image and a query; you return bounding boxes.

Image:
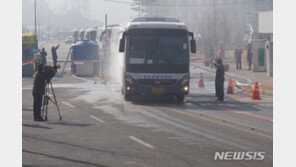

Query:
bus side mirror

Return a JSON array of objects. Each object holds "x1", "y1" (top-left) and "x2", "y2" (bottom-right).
[
  {"x1": 190, "y1": 39, "x2": 196, "y2": 53},
  {"x1": 119, "y1": 38, "x2": 125, "y2": 52}
]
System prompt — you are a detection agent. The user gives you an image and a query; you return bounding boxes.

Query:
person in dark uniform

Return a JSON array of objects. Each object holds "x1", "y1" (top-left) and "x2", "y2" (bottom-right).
[
  {"x1": 214, "y1": 58, "x2": 225, "y2": 102},
  {"x1": 40, "y1": 48, "x2": 47, "y2": 65},
  {"x1": 51, "y1": 44, "x2": 60, "y2": 66},
  {"x1": 32, "y1": 64, "x2": 56, "y2": 121},
  {"x1": 247, "y1": 43, "x2": 253, "y2": 71},
  {"x1": 234, "y1": 45, "x2": 243, "y2": 70}
]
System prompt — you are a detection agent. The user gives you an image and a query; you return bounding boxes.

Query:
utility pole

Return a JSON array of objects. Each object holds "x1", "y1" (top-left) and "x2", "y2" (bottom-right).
[
  {"x1": 105, "y1": 14, "x2": 108, "y2": 40},
  {"x1": 105, "y1": 14, "x2": 107, "y2": 31},
  {"x1": 212, "y1": 0, "x2": 217, "y2": 47},
  {"x1": 34, "y1": 0, "x2": 38, "y2": 49},
  {"x1": 34, "y1": 0, "x2": 37, "y2": 36},
  {"x1": 48, "y1": 11, "x2": 50, "y2": 40},
  {"x1": 223, "y1": 11, "x2": 226, "y2": 47},
  {"x1": 138, "y1": 1, "x2": 141, "y2": 16}
]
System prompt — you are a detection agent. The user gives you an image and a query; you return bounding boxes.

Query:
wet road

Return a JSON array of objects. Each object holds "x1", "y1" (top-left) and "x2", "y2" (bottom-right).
[{"x1": 22, "y1": 41, "x2": 273, "y2": 167}]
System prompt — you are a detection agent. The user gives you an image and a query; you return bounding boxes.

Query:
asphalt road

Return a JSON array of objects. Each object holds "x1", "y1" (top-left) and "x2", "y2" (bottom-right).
[{"x1": 22, "y1": 41, "x2": 273, "y2": 167}]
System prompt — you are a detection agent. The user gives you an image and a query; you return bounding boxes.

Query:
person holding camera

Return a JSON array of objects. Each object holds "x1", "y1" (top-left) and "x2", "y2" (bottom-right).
[{"x1": 32, "y1": 64, "x2": 57, "y2": 121}]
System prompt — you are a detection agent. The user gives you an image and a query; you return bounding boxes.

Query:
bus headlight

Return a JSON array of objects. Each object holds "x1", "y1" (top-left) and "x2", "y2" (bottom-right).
[
  {"x1": 181, "y1": 74, "x2": 189, "y2": 85},
  {"x1": 183, "y1": 86, "x2": 189, "y2": 92}
]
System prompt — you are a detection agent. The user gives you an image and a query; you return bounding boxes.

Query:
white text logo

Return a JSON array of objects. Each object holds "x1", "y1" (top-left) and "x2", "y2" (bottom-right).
[{"x1": 214, "y1": 151, "x2": 265, "y2": 160}]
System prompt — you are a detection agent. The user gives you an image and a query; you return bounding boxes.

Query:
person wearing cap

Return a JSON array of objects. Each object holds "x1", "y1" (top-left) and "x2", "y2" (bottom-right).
[{"x1": 214, "y1": 58, "x2": 225, "y2": 102}]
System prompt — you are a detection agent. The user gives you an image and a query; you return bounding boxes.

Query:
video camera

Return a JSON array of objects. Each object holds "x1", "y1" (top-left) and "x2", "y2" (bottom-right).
[
  {"x1": 40, "y1": 64, "x2": 60, "y2": 74},
  {"x1": 37, "y1": 64, "x2": 61, "y2": 83}
]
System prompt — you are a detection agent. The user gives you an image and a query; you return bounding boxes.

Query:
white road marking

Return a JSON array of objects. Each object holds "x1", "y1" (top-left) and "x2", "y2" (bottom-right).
[
  {"x1": 129, "y1": 136, "x2": 155, "y2": 149},
  {"x1": 62, "y1": 101, "x2": 75, "y2": 108},
  {"x1": 90, "y1": 115, "x2": 105, "y2": 123}
]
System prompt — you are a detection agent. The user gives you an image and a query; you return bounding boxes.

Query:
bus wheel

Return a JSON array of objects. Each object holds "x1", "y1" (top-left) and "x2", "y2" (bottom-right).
[
  {"x1": 176, "y1": 94, "x2": 185, "y2": 103},
  {"x1": 124, "y1": 93, "x2": 132, "y2": 101}
]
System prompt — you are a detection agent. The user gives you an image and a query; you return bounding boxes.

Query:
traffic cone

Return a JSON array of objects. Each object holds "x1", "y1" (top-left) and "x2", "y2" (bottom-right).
[
  {"x1": 227, "y1": 78, "x2": 234, "y2": 94},
  {"x1": 198, "y1": 73, "x2": 205, "y2": 88},
  {"x1": 251, "y1": 82, "x2": 261, "y2": 100}
]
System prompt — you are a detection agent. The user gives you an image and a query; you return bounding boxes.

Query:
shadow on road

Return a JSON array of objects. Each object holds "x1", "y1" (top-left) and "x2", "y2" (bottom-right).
[
  {"x1": 131, "y1": 95, "x2": 178, "y2": 105},
  {"x1": 44, "y1": 121, "x2": 95, "y2": 127},
  {"x1": 23, "y1": 149, "x2": 109, "y2": 167},
  {"x1": 22, "y1": 124, "x2": 52, "y2": 130}
]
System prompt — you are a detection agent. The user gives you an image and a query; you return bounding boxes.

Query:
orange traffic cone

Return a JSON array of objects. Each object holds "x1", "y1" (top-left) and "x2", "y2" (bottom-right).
[
  {"x1": 198, "y1": 73, "x2": 205, "y2": 88},
  {"x1": 227, "y1": 78, "x2": 234, "y2": 94},
  {"x1": 252, "y1": 82, "x2": 261, "y2": 100}
]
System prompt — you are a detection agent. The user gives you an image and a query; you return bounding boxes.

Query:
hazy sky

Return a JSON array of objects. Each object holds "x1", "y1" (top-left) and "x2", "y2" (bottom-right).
[
  {"x1": 90, "y1": 0, "x2": 137, "y2": 24},
  {"x1": 45, "y1": 0, "x2": 138, "y2": 24}
]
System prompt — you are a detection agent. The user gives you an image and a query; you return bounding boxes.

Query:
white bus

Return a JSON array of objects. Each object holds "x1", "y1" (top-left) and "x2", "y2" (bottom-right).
[{"x1": 119, "y1": 17, "x2": 196, "y2": 102}]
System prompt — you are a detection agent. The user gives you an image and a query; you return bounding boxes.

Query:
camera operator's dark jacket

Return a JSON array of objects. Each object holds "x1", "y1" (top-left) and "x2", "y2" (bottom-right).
[
  {"x1": 215, "y1": 60, "x2": 225, "y2": 98},
  {"x1": 215, "y1": 62, "x2": 225, "y2": 82},
  {"x1": 32, "y1": 68, "x2": 55, "y2": 95}
]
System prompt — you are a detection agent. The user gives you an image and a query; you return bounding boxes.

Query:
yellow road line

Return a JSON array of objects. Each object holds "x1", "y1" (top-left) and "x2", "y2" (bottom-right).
[
  {"x1": 160, "y1": 107, "x2": 273, "y2": 140},
  {"x1": 229, "y1": 97, "x2": 240, "y2": 102},
  {"x1": 185, "y1": 108, "x2": 272, "y2": 133},
  {"x1": 186, "y1": 97, "x2": 199, "y2": 102},
  {"x1": 248, "y1": 98, "x2": 257, "y2": 103},
  {"x1": 184, "y1": 97, "x2": 272, "y2": 133},
  {"x1": 207, "y1": 97, "x2": 217, "y2": 102}
]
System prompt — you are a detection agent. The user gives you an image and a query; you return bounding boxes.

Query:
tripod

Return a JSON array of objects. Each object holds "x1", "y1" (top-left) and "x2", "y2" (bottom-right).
[{"x1": 41, "y1": 80, "x2": 62, "y2": 121}]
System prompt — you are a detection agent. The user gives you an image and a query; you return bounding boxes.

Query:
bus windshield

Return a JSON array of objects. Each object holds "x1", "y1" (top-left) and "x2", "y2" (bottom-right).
[{"x1": 127, "y1": 29, "x2": 189, "y2": 65}]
